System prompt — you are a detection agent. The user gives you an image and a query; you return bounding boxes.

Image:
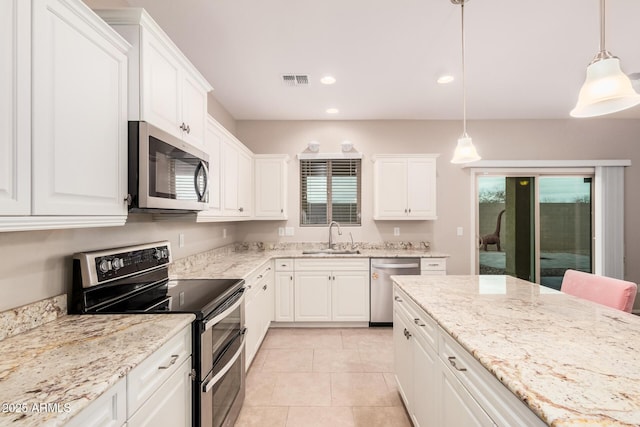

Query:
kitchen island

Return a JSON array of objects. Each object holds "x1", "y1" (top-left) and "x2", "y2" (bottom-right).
[{"x1": 392, "y1": 275, "x2": 640, "y2": 426}]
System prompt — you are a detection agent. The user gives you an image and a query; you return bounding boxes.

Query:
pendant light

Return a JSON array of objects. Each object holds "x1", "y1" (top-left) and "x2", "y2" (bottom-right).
[
  {"x1": 451, "y1": 0, "x2": 481, "y2": 164},
  {"x1": 571, "y1": 0, "x2": 640, "y2": 117}
]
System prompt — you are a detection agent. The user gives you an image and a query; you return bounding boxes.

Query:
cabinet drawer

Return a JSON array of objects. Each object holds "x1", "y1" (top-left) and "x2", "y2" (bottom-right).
[
  {"x1": 421, "y1": 258, "x2": 447, "y2": 272},
  {"x1": 66, "y1": 377, "x2": 126, "y2": 427},
  {"x1": 127, "y1": 324, "x2": 192, "y2": 418},
  {"x1": 394, "y1": 287, "x2": 437, "y2": 352},
  {"x1": 245, "y1": 261, "x2": 272, "y2": 298},
  {"x1": 275, "y1": 258, "x2": 294, "y2": 271},
  {"x1": 295, "y1": 258, "x2": 369, "y2": 271}
]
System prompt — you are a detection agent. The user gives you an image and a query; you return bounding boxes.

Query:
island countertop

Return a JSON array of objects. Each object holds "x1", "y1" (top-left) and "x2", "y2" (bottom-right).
[
  {"x1": 0, "y1": 313, "x2": 195, "y2": 427},
  {"x1": 392, "y1": 274, "x2": 640, "y2": 426}
]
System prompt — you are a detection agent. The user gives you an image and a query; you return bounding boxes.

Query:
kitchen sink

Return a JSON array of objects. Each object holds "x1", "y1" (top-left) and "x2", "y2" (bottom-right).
[{"x1": 302, "y1": 249, "x2": 361, "y2": 255}]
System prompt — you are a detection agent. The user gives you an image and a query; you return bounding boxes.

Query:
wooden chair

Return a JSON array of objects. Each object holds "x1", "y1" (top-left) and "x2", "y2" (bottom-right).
[{"x1": 561, "y1": 269, "x2": 637, "y2": 313}]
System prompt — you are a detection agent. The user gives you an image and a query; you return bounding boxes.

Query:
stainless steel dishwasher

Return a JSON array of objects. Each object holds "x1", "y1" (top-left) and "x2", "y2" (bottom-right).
[{"x1": 370, "y1": 258, "x2": 420, "y2": 326}]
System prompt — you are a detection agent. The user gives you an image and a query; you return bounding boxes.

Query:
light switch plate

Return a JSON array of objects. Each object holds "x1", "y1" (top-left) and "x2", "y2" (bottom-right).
[
  {"x1": 393, "y1": 227, "x2": 400, "y2": 236},
  {"x1": 457, "y1": 226, "x2": 463, "y2": 236},
  {"x1": 178, "y1": 233, "x2": 185, "y2": 248},
  {"x1": 278, "y1": 227, "x2": 285, "y2": 236},
  {"x1": 285, "y1": 227, "x2": 294, "y2": 236}
]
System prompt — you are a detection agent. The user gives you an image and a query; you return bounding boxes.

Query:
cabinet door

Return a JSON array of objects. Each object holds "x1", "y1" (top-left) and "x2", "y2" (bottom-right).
[
  {"x1": 244, "y1": 291, "x2": 260, "y2": 367},
  {"x1": 407, "y1": 158, "x2": 437, "y2": 219},
  {"x1": 294, "y1": 272, "x2": 331, "y2": 321},
  {"x1": 0, "y1": 0, "x2": 30, "y2": 215},
  {"x1": 141, "y1": 28, "x2": 182, "y2": 140},
  {"x1": 254, "y1": 157, "x2": 287, "y2": 219},
  {"x1": 393, "y1": 308, "x2": 413, "y2": 409},
  {"x1": 412, "y1": 334, "x2": 439, "y2": 427},
  {"x1": 439, "y1": 359, "x2": 495, "y2": 427},
  {"x1": 198, "y1": 117, "x2": 223, "y2": 218},
  {"x1": 181, "y1": 73, "x2": 207, "y2": 148},
  {"x1": 32, "y1": 0, "x2": 128, "y2": 215},
  {"x1": 237, "y1": 149, "x2": 253, "y2": 217},
  {"x1": 66, "y1": 377, "x2": 126, "y2": 427},
  {"x1": 222, "y1": 139, "x2": 239, "y2": 215},
  {"x1": 128, "y1": 357, "x2": 192, "y2": 427},
  {"x1": 374, "y1": 159, "x2": 408, "y2": 219},
  {"x1": 275, "y1": 272, "x2": 294, "y2": 322},
  {"x1": 332, "y1": 271, "x2": 369, "y2": 321}
]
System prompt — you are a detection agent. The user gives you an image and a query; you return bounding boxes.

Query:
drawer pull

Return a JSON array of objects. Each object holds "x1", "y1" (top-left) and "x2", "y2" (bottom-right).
[
  {"x1": 448, "y1": 356, "x2": 467, "y2": 372},
  {"x1": 263, "y1": 284, "x2": 267, "y2": 291},
  {"x1": 427, "y1": 263, "x2": 439, "y2": 267},
  {"x1": 403, "y1": 328, "x2": 412, "y2": 340},
  {"x1": 414, "y1": 318, "x2": 426, "y2": 326},
  {"x1": 394, "y1": 296, "x2": 403, "y2": 302},
  {"x1": 257, "y1": 274, "x2": 263, "y2": 279},
  {"x1": 158, "y1": 354, "x2": 180, "y2": 370}
]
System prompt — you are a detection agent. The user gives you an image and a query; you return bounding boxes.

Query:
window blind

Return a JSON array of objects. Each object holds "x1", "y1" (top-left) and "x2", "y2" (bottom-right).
[{"x1": 300, "y1": 159, "x2": 361, "y2": 225}]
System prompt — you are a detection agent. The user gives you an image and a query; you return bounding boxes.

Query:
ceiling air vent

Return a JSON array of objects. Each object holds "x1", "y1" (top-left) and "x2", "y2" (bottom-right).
[{"x1": 282, "y1": 74, "x2": 309, "y2": 86}]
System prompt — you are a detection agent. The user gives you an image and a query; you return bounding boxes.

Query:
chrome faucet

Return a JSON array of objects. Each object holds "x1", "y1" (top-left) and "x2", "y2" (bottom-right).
[{"x1": 328, "y1": 221, "x2": 342, "y2": 249}]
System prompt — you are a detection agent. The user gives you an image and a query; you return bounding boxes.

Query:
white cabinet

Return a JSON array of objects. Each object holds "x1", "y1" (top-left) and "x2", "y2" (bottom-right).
[
  {"x1": 373, "y1": 155, "x2": 438, "y2": 220},
  {"x1": 65, "y1": 377, "x2": 127, "y2": 427},
  {"x1": 294, "y1": 258, "x2": 370, "y2": 322},
  {"x1": 96, "y1": 9, "x2": 212, "y2": 148},
  {"x1": 127, "y1": 357, "x2": 192, "y2": 427},
  {"x1": 244, "y1": 261, "x2": 274, "y2": 368},
  {"x1": 222, "y1": 137, "x2": 253, "y2": 218},
  {"x1": 196, "y1": 116, "x2": 223, "y2": 220},
  {"x1": 254, "y1": 155, "x2": 289, "y2": 219},
  {"x1": 421, "y1": 258, "x2": 447, "y2": 276},
  {"x1": 0, "y1": 0, "x2": 30, "y2": 216},
  {"x1": 274, "y1": 259, "x2": 295, "y2": 322},
  {"x1": 69, "y1": 324, "x2": 192, "y2": 427},
  {"x1": 0, "y1": 0, "x2": 129, "y2": 231},
  {"x1": 393, "y1": 286, "x2": 546, "y2": 427}
]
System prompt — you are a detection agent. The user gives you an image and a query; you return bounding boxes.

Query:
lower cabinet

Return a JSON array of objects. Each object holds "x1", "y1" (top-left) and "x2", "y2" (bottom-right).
[
  {"x1": 274, "y1": 271, "x2": 294, "y2": 322},
  {"x1": 244, "y1": 261, "x2": 274, "y2": 369},
  {"x1": 293, "y1": 258, "x2": 370, "y2": 322},
  {"x1": 393, "y1": 286, "x2": 546, "y2": 427},
  {"x1": 67, "y1": 324, "x2": 192, "y2": 427}
]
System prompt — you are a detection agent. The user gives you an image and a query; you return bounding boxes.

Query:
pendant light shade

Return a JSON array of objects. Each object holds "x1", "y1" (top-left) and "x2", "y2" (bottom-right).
[
  {"x1": 571, "y1": 56, "x2": 640, "y2": 117},
  {"x1": 451, "y1": 134, "x2": 481, "y2": 164},
  {"x1": 450, "y1": 0, "x2": 480, "y2": 164},
  {"x1": 571, "y1": 0, "x2": 640, "y2": 117}
]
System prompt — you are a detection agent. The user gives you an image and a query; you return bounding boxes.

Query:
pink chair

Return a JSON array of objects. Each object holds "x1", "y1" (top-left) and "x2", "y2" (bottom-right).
[{"x1": 561, "y1": 269, "x2": 637, "y2": 313}]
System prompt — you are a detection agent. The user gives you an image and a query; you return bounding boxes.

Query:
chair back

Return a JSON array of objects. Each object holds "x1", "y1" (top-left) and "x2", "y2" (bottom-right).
[{"x1": 561, "y1": 269, "x2": 637, "y2": 313}]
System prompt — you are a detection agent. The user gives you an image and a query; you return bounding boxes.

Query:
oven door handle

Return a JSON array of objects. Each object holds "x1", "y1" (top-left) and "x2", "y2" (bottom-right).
[
  {"x1": 202, "y1": 328, "x2": 246, "y2": 393},
  {"x1": 203, "y1": 289, "x2": 245, "y2": 332}
]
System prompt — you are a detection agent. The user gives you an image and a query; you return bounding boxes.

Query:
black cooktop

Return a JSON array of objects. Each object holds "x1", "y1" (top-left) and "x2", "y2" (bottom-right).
[{"x1": 167, "y1": 278, "x2": 245, "y2": 318}]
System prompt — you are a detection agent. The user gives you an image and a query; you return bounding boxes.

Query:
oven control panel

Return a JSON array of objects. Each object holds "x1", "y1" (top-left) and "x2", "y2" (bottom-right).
[{"x1": 74, "y1": 241, "x2": 172, "y2": 287}]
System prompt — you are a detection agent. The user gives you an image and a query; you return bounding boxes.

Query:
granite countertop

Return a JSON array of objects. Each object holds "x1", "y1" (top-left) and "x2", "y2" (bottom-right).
[
  {"x1": 0, "y1": 313, "x2": 195, "y2": 427},
  {"x1": 169, "y1": 245, "x2": 449, "y2": 280},
  {"x1": 393, "y1": 275, "x2": 640, "y2": 426}
]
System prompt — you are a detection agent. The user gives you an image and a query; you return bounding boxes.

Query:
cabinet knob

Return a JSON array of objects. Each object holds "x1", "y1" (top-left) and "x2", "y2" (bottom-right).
[
  {"x1": 408, "y1": 208, "x2": 412, "y2": 213},
  {"x1": 263, "y1": 284, "x2": 267, "y2": 291},
  {"x1": 239, "y1": 207, "x2": 244, "y2": 212},
  {"x1": 404, "y1": 208, "x2": 408, "y2": 213},
  {"x1": 179, "y1": 122, "x2": 187, "y2": 132},
  {"x1": 186, "y1": 124, "x2": 191, "y2": 134},
  {"x1": 281, "y1": 208, "x2": 284, "y2": 213}
]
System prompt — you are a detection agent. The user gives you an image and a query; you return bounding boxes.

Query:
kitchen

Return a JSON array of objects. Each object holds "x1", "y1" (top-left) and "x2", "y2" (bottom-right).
[{"x1": 1, "y1": 0, "x2": 640, "y2": 426}]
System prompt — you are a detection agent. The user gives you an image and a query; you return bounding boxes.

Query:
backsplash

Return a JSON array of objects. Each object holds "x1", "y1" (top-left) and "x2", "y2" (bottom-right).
[{"x1": 0, "y1": 295, "x2": 67, "y2": 341}]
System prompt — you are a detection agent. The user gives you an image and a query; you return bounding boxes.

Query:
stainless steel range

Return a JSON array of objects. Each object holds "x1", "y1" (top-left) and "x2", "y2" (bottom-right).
[{"x1": 71, "y1": 241, "x2": 245, "y2": 427}]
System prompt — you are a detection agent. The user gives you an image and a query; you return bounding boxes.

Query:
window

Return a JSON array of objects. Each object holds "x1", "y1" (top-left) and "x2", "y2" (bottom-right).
[{"x1": 300, "y1": 159, "x2": 361, "y2": 225}]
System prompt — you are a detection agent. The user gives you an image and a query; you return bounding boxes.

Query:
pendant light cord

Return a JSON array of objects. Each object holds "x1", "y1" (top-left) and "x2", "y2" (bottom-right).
[
  {"x1": 461, "y1": 1, "x2": 467, "y2": 136},
  {"x1": 600, "y1": 0, "x2": 606, "y2": 52}
]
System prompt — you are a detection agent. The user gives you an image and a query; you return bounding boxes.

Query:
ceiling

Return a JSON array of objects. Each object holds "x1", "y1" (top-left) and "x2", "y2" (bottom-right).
[{"x1": 113, "y1": 0, "x2": 640, "y2": 120}]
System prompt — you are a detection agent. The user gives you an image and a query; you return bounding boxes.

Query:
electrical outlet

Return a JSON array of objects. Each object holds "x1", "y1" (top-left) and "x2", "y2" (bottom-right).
[
  {"x1": 222, "y1": 228, "x2": 227, "y2": 239},
  {"x1": 178, "y1": 233, "x2": 185, "y2": 248},
  {"x1": 278, "y1": 227, "x2": 285, "y2": 237},
  {"x1": 393, "y1": 227, "x2": 400, "y2": 236},
  {"x1": 457, "y1": 226, "x2": 463, "y2": 236},
  {"x1": 285, "y1": 227, "x2": 294, "y2": 236}
]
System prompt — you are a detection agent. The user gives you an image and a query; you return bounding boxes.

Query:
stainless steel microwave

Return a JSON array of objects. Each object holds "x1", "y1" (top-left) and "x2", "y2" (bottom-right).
[{"x1": 128, "y1": 121, "x2": 209, "y2": 212}]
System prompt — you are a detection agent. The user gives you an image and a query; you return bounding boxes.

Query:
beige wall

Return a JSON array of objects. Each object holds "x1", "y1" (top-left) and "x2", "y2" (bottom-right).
[
  {"x1": 235, "y1": 119, "x2": 640, "y2": 289},
  {"x1": 208, "y1": 93, "x2": 237, "y2": 136},
  {"x1": 0, "y1": 218, "x2": 237, "y2": 312}
]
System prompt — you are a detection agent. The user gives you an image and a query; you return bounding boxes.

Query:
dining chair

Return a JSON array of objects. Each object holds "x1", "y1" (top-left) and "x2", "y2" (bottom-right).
[{"x1": 560, "y1": 269, "x2": 637, "y2": 313}]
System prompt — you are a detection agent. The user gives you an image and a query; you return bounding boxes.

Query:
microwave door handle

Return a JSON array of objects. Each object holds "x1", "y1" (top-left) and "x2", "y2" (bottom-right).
[{"x1": 200, "y1": 161, "x2": 209, "y2": 202}]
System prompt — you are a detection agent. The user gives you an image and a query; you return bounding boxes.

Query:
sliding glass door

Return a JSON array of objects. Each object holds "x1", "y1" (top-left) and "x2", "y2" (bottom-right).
[{"x1": 477, "y1": 174, "x2": 593, "y2": 289}]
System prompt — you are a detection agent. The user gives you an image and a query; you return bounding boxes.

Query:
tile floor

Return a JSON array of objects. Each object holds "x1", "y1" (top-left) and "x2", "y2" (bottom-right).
[{"x1": 236, "y1": 327, "x2": 412, "y2": 427}]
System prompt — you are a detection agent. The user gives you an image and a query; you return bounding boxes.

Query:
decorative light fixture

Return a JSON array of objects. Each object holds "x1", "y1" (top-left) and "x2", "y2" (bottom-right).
[
  {"x1": 326, "y1": 107, "x2": 339, "y2": 114},
  {"x1": 320, "y1": 75, "x2": 336, "y2": 85},
  {"x1": 437, "y1": 74, "x2": 455, "y2": 85},
  {"x1": 571, "y1": 0, "x2": 640, "y2": 117},
  {"x1": 307, "y1": 140, "x2": 320, "y2": 152},
  {"x1": 341, "y1": 140, "x2": 354, "y2": 152},
  {"x1": 450, "y1": 0, "x2": 480, "y2": 164}
]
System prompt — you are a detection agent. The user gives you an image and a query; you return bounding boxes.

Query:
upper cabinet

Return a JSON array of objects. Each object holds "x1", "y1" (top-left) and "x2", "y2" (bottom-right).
[
  {"x1": 373, "y1": 155, "x2": 438, "y2": 220},
  {"x1": 96, "y1": 9, "x2": 212, "y2": 148},
  {"x1": 0, "y1": 0, "x2": 129, "y2": 231},
  {"x1": 254, "y1": 155, "x2": 289, "y2": 220}
]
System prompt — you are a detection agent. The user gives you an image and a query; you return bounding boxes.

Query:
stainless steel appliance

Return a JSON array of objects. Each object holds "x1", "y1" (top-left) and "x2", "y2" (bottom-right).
[
  {"x1": 128, "y1": 121, "x2": 209, "y2": 212},
  {"x1": 370, "y1": 258, "x2": 420, "y2": 326},
  {"x1": 71, "y1": 241, "x2": 245, "y2": 427}
]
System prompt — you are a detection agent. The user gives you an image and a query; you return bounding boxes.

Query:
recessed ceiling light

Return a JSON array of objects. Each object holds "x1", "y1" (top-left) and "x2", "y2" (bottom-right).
[
  {"x1": 437, "y1": 75, "x2": 455, "y2": 85},
  {"x1": 326, "y1": 108, "x2": 339, "y2": 114},
  {"x1": 320, "y1": 75, "x2": 336, "y2": 85}
]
